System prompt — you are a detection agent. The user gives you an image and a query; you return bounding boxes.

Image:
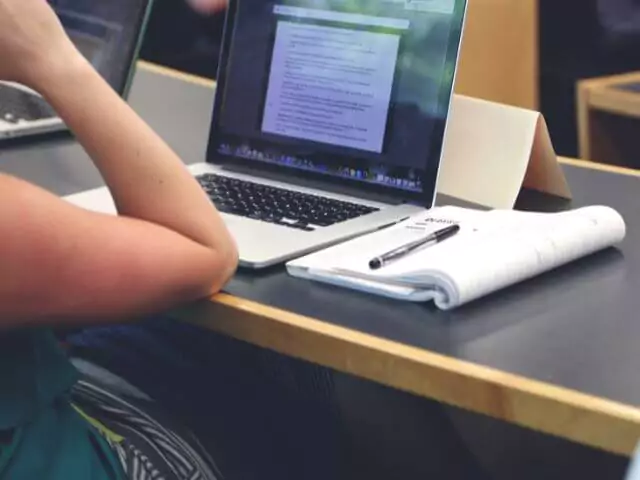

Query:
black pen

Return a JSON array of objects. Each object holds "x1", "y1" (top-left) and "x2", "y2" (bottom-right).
[{"x1": 368, "y1": 224, "x2": 460, "y2": 270}]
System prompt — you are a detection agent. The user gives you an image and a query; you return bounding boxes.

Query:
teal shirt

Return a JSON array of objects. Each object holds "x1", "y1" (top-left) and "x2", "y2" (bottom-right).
[{"x1": 0, "y1": 330, "x2": 125, "y2": 479}]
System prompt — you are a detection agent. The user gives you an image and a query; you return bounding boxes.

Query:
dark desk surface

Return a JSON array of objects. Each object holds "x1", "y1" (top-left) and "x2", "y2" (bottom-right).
[{"x1": 2, "y1": 62, "x2": 640, "y2": 456}]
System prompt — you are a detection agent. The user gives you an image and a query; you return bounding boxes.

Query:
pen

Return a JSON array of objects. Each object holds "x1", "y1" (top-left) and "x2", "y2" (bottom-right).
[{"x1": 368, "y1": 224, "x2": 460, "y2": 270}]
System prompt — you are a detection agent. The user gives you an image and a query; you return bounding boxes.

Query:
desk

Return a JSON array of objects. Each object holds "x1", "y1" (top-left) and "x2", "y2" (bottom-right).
[
  {"x1": 2, "y1": 62, "x2": 640, "y2": 458},
  {"x1": 577, "y1": 72, "x2": 640, "y2": 168}
]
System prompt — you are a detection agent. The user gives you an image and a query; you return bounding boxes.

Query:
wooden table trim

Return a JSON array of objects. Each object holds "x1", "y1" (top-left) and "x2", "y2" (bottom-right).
[
  {"x1": 577, "y1": 72, "x2": 640, "y2": 160},
  {"x1": 559, "y1": 157, "x2": 640, "y2": 178},
  {"x1": 173, "y1": 294, "x2": 640, "y2": 457},
  {"x1": 137, "y1": 61, "x2": 216, "y2": 88},
  {"x1": 141, "y1": 60, "x2": 640, "y2": 455},
  {"x1": 588, "y1": 88, "x2": 640, "y2": 120}
]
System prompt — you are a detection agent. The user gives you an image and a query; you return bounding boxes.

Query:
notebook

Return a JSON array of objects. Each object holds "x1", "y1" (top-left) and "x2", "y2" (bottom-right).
[{"x1": 286, "y1": 205, "x2": 627, "y2": 309}]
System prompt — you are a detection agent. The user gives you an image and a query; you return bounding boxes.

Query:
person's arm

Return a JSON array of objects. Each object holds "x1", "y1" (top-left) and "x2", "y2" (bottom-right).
[
  {"x1": 38, "y1": 53, "x2": 235, "y2": 264},
  {"x1": 185, "y1": 0, "x2": 227, "y2": 15},
  {"x1": 0, "y1": 0, "x2": 237, "y2": 328}
]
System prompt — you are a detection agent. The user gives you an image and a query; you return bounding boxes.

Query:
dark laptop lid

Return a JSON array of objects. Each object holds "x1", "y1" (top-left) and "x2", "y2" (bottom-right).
[
  {"x1": 207, "y1": 0, "x2": 468, "y2": 207},
  {"x1": 48, "y1": 0, "x2": 154, "y2": 97}
]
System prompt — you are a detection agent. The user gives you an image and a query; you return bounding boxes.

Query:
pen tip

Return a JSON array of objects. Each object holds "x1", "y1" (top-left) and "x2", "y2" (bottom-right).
[{"x1": 369, "y1": 259, "x2": 382, "y2": 270}]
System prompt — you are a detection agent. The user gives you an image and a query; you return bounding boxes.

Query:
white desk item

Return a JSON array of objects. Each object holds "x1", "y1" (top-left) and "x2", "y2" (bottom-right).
[{"x1": 286, "y1": 205, "x2": 626, "y2": 309}]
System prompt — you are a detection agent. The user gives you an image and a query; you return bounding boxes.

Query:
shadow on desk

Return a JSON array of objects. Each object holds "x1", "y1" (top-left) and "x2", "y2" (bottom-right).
[{"x1": 516, "y1": 187, "x2": 574, "y2": 212}]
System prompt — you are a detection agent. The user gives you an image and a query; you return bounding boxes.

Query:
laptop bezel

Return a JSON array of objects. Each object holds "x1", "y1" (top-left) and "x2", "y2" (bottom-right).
[
  {"x1": 54, "y1": 0, "x2": 155, "y2": 98},
  {"x1": 206, "y1": 0, "x2": 468, "y2": 206},
  {"x1": 113, "y1": 0, "x2": 155, "y2": 99}
]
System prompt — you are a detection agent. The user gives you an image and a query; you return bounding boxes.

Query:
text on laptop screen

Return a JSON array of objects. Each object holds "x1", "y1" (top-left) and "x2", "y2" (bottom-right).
[
  {"x1": 48, "y1": 0, "x2": 149, "y2": 92},
  {"x1": 212, "y1": 0, "x2": 466, "y2": 193}
]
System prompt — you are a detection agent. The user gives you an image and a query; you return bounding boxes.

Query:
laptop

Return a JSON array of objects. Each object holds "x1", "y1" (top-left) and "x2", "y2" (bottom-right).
[
  {"x1": 0, "y1": 0, "x2": 154, "y2": 140},
  {"x1": 65, "y1": 0, "x2": 469, "y2": 269}
]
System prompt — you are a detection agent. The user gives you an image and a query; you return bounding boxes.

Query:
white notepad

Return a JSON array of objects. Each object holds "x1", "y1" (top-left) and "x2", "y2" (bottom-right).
[{"x1": 286, "y1": 205, "x2": 627, "y2": 309}]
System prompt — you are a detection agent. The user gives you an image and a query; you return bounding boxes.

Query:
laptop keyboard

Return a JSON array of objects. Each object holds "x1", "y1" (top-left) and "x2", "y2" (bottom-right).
[
  {"x1": 0, "y1": 84, "x2": 58, "y2": 123},
  {"x1": 196, "y1": 173, "x2": 380, "y2": 231}
]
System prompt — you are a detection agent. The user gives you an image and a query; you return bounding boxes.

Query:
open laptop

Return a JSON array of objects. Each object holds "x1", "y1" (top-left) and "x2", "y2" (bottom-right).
[
  {"x1": 0, "y1": 0, "x2": 153, "y2": 140},
  {"x1": 65, "y1": 0, "x2": 468, "y2": 269}
]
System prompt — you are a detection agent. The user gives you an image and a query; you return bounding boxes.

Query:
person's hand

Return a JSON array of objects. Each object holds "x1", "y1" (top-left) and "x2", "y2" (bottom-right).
[
  {"x1": 186, "y1": 0, "x2": 228, "y2": 15},
  {"x1": 0, "y1": 0, "x2": 81, "y2": 89}
]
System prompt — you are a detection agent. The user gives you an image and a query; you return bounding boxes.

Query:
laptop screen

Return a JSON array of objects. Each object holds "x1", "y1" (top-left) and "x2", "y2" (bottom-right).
[
  {"x1": 48, "y1": 0, "x2": 152, "y2": 95},
  {"x1": 209, "y1": 0, "x2": 467, "y2": 201}
]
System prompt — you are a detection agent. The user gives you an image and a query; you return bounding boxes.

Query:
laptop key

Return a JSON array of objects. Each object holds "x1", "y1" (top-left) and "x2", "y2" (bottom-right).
[{"x1": 196, "y1": 173, "x2": 380, "y2": 231}]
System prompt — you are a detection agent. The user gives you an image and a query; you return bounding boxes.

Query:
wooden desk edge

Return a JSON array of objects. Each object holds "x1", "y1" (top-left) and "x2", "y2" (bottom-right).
[
  {"x1": 578, "y1": 73, "x2": 640, "y2": 120},
  {"x1": 578, "y1": 72, "x2": 640, "y2": 103},
  {"x1": 559, "y1": 157, "x2": 640, "y2": 178},
  {"x1": 173, "y1": 294, "x2": 640, "y2": 457},
  {"x1": 140, "y1": 61, "x2": 640, "y2": 455},
  {"x1": 578, "y1": 72, "x2": 640, "y2": 90},
  {"x1": 138, "y1": 61, "x2": 217, "y2": 88}
]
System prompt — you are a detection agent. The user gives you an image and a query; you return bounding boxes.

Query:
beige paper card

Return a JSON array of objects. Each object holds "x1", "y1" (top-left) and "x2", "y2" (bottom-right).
[{"x1": 437, "y1": 95, "x2": 572, "y2": 209}]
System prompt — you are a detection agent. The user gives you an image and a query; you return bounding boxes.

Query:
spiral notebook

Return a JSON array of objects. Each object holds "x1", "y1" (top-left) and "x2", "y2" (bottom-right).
[{"x1": 286, "y1": 205, "x2": 626, "y2": 309}]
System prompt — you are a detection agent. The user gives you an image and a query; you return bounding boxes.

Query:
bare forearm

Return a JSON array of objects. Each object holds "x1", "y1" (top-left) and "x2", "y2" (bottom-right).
[{"x1": 37, "y1": 57, "x2": 236, "y2": 260}]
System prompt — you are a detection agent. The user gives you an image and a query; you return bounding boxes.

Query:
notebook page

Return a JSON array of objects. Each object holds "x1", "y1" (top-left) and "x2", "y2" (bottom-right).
[
  {"x1": 290, "y1": 207, "x2": 492, "y2": 307},
  {"x1": 331, "y1": 210, "x2": 507, "y2": 307},
  {"x1": 395, "y1": 205, "x2": 626, "y2": 306},
  {"x1": 288, "y1": 205, "x2": 625, "y2": 309},
  {"x1": 288, "y1": 206, "x2": 486, "y2": 274},
  {"x1": 334, "y1": 205, "x2": 625, "y2": 308}
]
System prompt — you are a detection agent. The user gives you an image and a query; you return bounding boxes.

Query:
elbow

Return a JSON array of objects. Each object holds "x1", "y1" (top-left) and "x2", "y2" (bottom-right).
[
  {"x1": 203, "y1": 240, "x2": 239, "y2": 296},
  {"x1": 174, "y1": 240, "x2": 239, "y2": 304},
  {"x1": 215, "y1": 241, "x2": 240, "y2": 292}
]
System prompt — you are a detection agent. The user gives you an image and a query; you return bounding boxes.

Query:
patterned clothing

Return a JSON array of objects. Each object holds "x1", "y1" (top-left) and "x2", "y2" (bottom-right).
[
  {"x1": 0, "y1": 329, "x2": 220, "y2": 480},
  {"x1": 70, "y1": 363, "x2": 221, "y2": 480},
  {"x1": 0, "y1": 330, "x2": 126, "y2": 480}
]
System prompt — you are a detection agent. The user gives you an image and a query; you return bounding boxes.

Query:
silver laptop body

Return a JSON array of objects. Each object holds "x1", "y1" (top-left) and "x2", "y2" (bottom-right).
[{"x1": 65, "y1": 0, "x2": 469, "y2": 269}]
